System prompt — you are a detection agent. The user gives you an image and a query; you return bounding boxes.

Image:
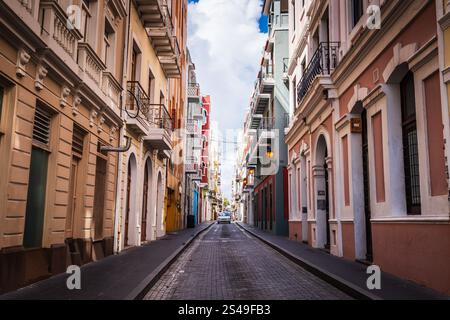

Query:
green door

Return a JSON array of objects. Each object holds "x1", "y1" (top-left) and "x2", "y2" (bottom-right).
[{"x1": 23, "y1": 147, "x2": 49, "y2": 248}]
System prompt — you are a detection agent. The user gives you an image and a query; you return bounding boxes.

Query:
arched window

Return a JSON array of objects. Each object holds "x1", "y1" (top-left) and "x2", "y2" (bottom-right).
[{"x1": 400, "y1": 71, "x2": 421, "y2": 215}]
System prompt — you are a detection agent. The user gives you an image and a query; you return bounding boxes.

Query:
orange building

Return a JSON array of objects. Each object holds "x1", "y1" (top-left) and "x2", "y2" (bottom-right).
[{"x1": 165, "y1": 0, "x2": 188, "y2": 232}]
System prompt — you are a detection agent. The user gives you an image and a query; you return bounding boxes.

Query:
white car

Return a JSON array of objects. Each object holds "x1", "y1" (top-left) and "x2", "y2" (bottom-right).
[{"x1": 217, "y1": 212, "x2": 231, "y2": 224}]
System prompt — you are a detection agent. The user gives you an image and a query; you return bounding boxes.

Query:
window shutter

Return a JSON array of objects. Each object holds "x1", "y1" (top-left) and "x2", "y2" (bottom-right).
[
  {"x1": 33, "y1": 105, "x2": 52, "y2": 146},
  {"x1": 72, "y1": 125, "x2": 85, "y2": 157}
]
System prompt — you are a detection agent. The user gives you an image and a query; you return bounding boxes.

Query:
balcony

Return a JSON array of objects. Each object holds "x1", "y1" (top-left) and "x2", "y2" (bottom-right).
[
  {"x1": 136, "y1": 0, "x2": 181, "y2": 77},
  {"x1": 185, "y1": 162, "x2": 199, "y2": 174},
  {"x1": 187, "y1": 83, "x2": 201, "y2": 101},
  {"x1": 191, "y1": 103, "x2": 204, "y2": 121},
  {"x1": 144, "y1": 103, "x2": 173, "y2": 151},
  {"x1": 39, "y1": 0, "x2": 83, "y2": 60},
  {"x1": 125, "y1": 81, "x2": 151, "y2": 135},
  {"x1": 297, "y1": 42, "x2": 340, "y2": 104},
  {"x1": 259, "y1": 65, "x2": 275, "y2": 94},
  {"x1": 186, "y1": 119, "x2": 201, "y2": 135},
  {"x1": 250, "y1": 113, "x2": 263, "y2": 130},
  {"x1": 253, "y1": 87, "x2": 271, "y2": 114},
  {"x1": 78, "y1": 43, "x2": 106, "y2": 86},
  {"x1": 192, "y1": 169, "x2": 202, "y2": 181}
]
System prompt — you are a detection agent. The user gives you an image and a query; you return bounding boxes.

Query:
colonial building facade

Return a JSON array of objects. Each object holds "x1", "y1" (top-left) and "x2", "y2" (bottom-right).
[
  {"x1": 185, "y1": 50, "x2": 204, "y2": 227},
  {"x1": 0, "y1": 0, "x2": 126, "y2": 292},
  {"x1": 165, "y1": 0, "x2": 188, "y2": 233},
  {"x1": 114, "y1": 0, "x2": 182, "y2": 252},
  {"x1": 244, "y1": 0, "x2": 290, "y2": 236},
  {"x1": 286, "y1": 0, "x2": 450, "y2": 295}
]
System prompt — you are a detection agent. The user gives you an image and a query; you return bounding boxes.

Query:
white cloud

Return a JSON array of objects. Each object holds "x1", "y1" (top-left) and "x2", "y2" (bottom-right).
[{"x1": 188, "y1": 0, "x2": 266, "y2": 199}]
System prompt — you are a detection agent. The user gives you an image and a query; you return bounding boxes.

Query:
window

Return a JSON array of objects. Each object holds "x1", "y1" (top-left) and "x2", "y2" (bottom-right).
[
  {"x1": 401, "y1": 71, "x2": 421, "y2": 215},
  {"x1": 103, "y1": 19, "x2": 114, "y2": 68},
  {"x1": 281, "y1": 0, "x2": 288, "y2": 13},
  {"x1": 131, "y1": 48, "x2": 138, "y2": 82},
  {"x1": 24, "y1": 103, "x2": 53, "y2": 248},
  {"x1": 148, "y1": 70, "x2": 155, "y2": 102},
  {"x1": 81, "y1": 0, "x2": 90, "y2": 42},
  {"x1": 350, "y1": 0, "x2": 364, "y2": 29}
]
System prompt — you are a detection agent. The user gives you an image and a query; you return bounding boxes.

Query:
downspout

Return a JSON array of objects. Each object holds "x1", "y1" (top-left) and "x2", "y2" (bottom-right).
[{"x1": 113, "y1": 0, "x2": 132, "y2": 254}]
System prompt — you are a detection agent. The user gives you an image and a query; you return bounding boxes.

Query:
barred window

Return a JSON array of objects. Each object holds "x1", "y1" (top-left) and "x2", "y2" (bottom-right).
[
  {"x1": 401, "y1": 71, "x2": 421, "y2": 215},
  {"x1": 350, "y1": 0, "x2": 364, "y2": 28}
]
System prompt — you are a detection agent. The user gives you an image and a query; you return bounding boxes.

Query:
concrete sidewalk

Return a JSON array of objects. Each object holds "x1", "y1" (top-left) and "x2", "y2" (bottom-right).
[
  {"x1": 0, "y1": 222, "x2": 214, "y2": 300},
  {"x1": 237, "y1": 222, "x2": 449, "y2": 300}
]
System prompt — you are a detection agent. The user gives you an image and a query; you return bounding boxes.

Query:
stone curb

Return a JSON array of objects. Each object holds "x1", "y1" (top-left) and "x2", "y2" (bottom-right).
[
  {"x1": 236, "y1": 222, "x2": 381, "y2": 300},
  {"x1": 126, "y1": 222, "x2": 215, "y2": 300}
]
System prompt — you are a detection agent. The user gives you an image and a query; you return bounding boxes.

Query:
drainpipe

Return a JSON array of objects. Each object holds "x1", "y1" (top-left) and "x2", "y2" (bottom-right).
[
  {"x1": 113, "y1": 0, "x2": 132, "y2": 254},
  {"x1": 100, "y1": 136, "x2": 131, "y2": 153}
]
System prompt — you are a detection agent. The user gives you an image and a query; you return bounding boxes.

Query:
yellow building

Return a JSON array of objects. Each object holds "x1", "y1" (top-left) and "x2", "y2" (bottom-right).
[
  {"x1": 0, "y1": 0, "x2": 126, "y2": 292},
  {"x1": 114, "y1": 0, "x2": 182, "y2": 251}
]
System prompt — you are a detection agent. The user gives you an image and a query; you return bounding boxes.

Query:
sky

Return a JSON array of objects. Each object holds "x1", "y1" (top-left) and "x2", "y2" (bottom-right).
[{"x1": 187, "y1": 0, "x2": 268, "y2": 200}]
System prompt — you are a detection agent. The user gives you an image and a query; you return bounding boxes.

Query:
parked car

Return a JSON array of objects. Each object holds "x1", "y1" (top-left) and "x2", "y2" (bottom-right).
[{"x1": 217, "y1": 211, "x2": 231, "y2": 224}]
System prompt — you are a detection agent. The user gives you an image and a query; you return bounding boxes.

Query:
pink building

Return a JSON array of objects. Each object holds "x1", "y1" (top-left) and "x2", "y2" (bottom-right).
[{"x1": 286, "y1": 0, "x2": 450, "y2": 295}]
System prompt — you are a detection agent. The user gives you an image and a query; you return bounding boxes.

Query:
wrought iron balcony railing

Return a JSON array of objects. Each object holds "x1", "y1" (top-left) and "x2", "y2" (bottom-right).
[
  {"x1": 126, "y1": 81, "x2": 172, "y2": 132},
  {"x1": 126, "y1": 81, "x2": 150, "y2": 115},
  {"x1": 258, "y1": 117, "x2": 275, "y2": 131},
  {"x1": 297, "y1": 42, "x2": 340, "y2": 104},
  {"x1": 147, "y1": 103, "x2": 172, "y2": 132}
]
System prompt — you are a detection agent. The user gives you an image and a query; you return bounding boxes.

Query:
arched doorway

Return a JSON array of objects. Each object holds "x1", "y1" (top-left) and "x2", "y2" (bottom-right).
[
  {"x1": 349, "y1": 100, "x2": 373, "y2": 261},
  {"x1": 125, "y1": 154, "x2": 137, "y2": 247},
  {"x1": 141, "y1": 158, "x2": 153, "y2": 243},
  {"x1": 314, "y1": 135, "x2": 331, "y2": 250},
  {"x1": 361, "y1": 108, "x2": 373, "y2": 261},
  {"x1": 155, "y1": 172, "x2": 164, "y2": 238}
]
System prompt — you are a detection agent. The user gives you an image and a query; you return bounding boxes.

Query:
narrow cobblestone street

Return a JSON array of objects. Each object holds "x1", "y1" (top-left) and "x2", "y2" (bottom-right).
[{"x1": 144, "y1": 223, "x2": 351, "y2": 300}]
